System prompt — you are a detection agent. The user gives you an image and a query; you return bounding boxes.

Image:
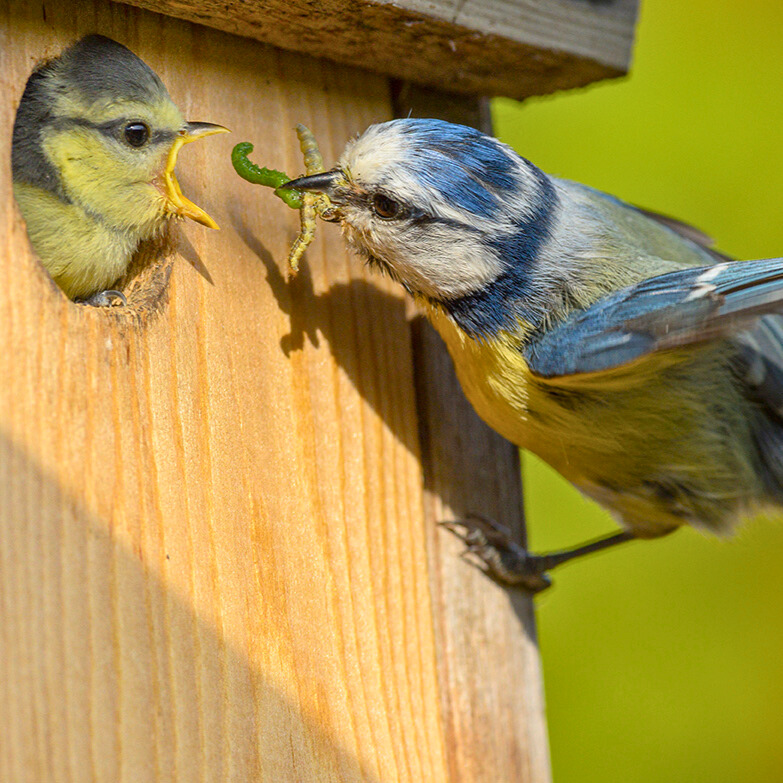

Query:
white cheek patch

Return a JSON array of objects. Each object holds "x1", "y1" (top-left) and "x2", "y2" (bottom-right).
[
  {"x1": 342, "y1": 203, "x2": 504, "y2": 299},
  {"x1": 390, "y1": 229, "x2": 504, "y2": 299}
]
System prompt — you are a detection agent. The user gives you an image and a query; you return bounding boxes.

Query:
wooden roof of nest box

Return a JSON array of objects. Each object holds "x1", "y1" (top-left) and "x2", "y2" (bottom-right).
[{"x1": 113, "y1": 0, "x2": 640, "y2": 99}]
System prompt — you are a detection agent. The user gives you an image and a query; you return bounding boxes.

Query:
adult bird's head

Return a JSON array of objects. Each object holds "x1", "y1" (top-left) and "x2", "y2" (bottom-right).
[
  {"x1": 284, "y1": 119, "x2": 559, "y2": 334},
  {"x1": 12, "y1": 34, "x2": 228, "y2": 238}
]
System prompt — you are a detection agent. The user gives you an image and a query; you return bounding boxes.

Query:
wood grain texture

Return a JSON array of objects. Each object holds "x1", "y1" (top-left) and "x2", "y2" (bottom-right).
[
  {"x1": 109, "y1": 0, "x2": 638, "y2": 100},
  {"x1": 0, "y1": 1, "x2": 549, "y2": 781},
  {"x1": 393, "y1": 87, "x2": 550, "y2": 783}
]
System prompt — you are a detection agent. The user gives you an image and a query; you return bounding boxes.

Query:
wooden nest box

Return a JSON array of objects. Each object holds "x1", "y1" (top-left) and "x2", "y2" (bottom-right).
[{"x1": 0, "y1": 0, "x2": 637, "y2": 780}]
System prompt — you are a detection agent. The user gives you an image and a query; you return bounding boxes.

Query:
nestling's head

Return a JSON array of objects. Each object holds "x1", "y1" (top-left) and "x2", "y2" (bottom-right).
[
  {"x1": 284, "y1": 119, "x2": 559, "y2": 333},
  {"x1": 12, "y1": 34, "x2": 227, "y2": 300}
]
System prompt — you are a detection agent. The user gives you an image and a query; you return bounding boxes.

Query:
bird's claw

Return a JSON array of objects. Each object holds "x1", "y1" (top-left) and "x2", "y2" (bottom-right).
[
  {"x1": 81, "y1": 289, "x2": 128, "y2": 307},
  {"x1": 439, "y1": 517, "x2": 552, "y2": 593}
]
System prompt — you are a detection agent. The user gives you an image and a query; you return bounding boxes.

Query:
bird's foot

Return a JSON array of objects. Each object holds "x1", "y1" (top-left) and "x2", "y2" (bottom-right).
[
  {"x1": 441, "y1": 514, "x2": 637, "y2": 593},
  {"x1": 440, "y1": 514, "x2": 552, "y2": 593},
  {"x1": 81, "y1": 289, "x2": 127, "y2": 307}
]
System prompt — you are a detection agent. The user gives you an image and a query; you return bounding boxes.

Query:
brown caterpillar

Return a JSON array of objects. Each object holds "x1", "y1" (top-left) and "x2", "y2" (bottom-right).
[{"x1": 287, "y1": 124, "x2": 333, "y2": 275}]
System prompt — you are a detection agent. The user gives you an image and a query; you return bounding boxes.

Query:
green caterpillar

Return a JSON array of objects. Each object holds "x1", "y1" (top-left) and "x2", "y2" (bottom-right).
[
  {"x1": 232, "y1": 126, "x2": 332, "y2": 274},
  {"x1": 231, "y1": 141, "x2": 303, "y2": 210}
]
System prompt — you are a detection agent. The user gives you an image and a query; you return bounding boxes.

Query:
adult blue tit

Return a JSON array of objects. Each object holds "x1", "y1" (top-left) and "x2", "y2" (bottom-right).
[
  {"x1": 284, "y1": 118, "x2": 783, "y2": 590},
  {"x1": 11, "y1": 34, "x2": 228, "y2": 304}
]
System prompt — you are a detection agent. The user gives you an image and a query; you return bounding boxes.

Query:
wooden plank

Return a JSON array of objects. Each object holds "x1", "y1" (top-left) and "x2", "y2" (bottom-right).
[
  {"x1": 0, "y1": 1, "x2": 549, "y2": 781},
  {"x1": 109, "y1": 0, "x2": 638, "y2": 99},
  {"x1": 411, "y1": 317, "x2": 550, "y2": 783},
  {"x1": 392, "y1": 84, "x2": 549, "y2": 783}
]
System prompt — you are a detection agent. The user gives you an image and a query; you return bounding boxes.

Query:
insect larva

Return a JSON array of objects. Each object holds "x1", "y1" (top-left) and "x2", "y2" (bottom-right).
[
  {"x1": 287, "y1": 191, "x2": 318, "y2": 274},
  {"x1": 287, "y1": 125, "x2": 333, "y2": 274},
  {"x1": 296, "y1": 123, "x2": 325, "y2": 176},
  {"x1": 231, "y1": 142, "x2": 303, "y2": 209},
  {"x1": 231, "y1": 126, "x2": 333, "y2": 275}
]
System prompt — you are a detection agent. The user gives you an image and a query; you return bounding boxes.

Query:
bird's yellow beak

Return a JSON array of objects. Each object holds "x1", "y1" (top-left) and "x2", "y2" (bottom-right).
[{"x1": 164, "y1": 121, "x2": 229, "y2": 230}]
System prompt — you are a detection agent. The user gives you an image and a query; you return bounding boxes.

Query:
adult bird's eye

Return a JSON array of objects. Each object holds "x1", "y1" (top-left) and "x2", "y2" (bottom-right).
[
  {"x1": 372, "y1": 193, "x2": 403, "y2": 219},
  {"x1": 123, "y1": 121, "x2": 150, "y2": 148}
]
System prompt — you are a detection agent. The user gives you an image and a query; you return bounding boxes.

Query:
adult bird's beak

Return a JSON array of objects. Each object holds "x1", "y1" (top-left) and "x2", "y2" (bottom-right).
[
  {"x1": 164, "y1": 121, "x2": 230, "y2": 230},
  {"x1": 283, "y1": 170, "x2": 343, "y2": 195}
]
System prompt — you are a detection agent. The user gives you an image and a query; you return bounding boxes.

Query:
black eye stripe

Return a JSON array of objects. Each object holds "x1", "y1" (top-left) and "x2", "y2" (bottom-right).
[{"x1": 47, "y1": 116, "x2": 178, "y2": 145}]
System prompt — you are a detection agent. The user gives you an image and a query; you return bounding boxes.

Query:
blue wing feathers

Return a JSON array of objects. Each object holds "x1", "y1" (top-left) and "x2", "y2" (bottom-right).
[
  {"x1": 526, "y1": 258, "x2": 783, "y2": 378},
  {"x1": 525, "y1": 258, "x2": 783, "y2": 494}
]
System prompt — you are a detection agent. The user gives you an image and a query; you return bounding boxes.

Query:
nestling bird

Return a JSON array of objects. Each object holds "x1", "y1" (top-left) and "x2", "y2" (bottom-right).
[
  {"x1": 11, "y1": 34, "x2": 227, "y2": 304},
  {"x1": 284, "y1": 118, "x2": 783, "y2": 590}
]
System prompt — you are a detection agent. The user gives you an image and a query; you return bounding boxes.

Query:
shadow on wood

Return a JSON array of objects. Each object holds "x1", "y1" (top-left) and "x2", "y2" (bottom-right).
[
  {"x1": 230, "y1": 204, "x2": 530, "y2": 546},
  {"x1": 0, "y1": 430, "x2": 388, "y2": 783}
]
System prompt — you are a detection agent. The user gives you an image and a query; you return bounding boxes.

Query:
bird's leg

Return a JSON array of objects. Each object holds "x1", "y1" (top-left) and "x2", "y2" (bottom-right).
[
  {"x1": 80, "y1": 289, "x2": 128, "y2": 307},
  {"x1": 441, "y1": 514, "x2": 636, "y2": 593}
]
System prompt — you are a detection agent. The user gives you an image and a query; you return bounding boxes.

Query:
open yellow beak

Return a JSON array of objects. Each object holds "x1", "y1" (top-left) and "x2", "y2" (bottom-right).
[{"x1": 164, "y1": 121, "x2": 229, "y2": 230}]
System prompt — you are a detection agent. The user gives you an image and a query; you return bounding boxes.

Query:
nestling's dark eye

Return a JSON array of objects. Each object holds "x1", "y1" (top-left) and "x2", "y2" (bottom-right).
[
  {"x1": 123, "y1": 122, "x2": 150, "y2": 148},
  {"x1": 372, "y1": 193, "x2": 403, "y2": 219}
]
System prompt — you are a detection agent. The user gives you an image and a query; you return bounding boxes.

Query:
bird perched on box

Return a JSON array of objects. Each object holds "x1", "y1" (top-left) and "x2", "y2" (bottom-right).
[
  {"x1": 11, "y1": 34, "x2": 227, "y2": 305},
  {"x1": 284, "y1": 118, "x2": 783, "y2": 590}
]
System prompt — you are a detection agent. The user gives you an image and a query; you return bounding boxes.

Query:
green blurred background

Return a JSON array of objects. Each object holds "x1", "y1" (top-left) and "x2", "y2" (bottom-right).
[{"x1": 491, "y1": 1, "x2": 783, "y2": 781}]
